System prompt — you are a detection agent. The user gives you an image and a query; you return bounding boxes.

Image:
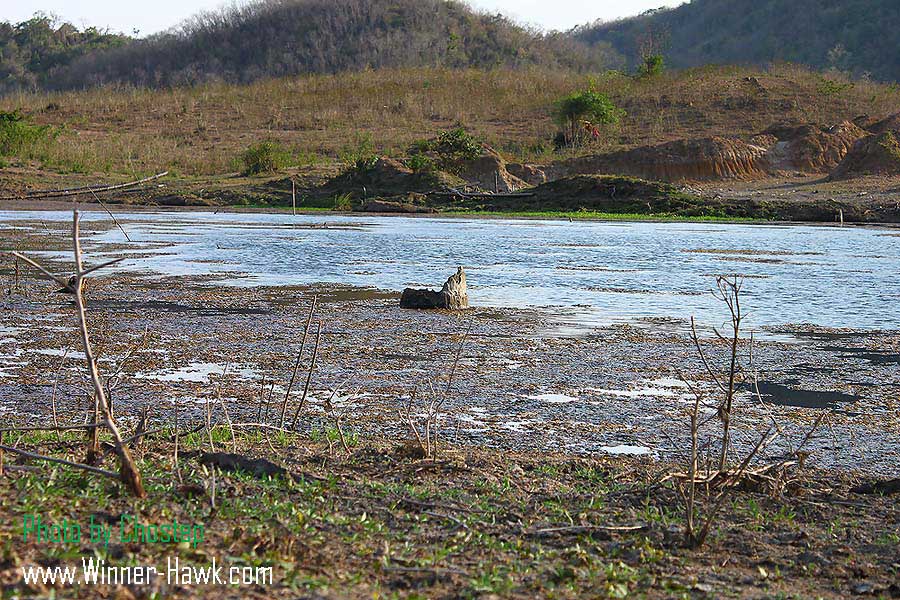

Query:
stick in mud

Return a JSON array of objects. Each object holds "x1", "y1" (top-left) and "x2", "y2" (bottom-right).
[
  {"x1": 214, "y1": 363, "x2": 238, "y2": 452},
  {"x1": 290, "y1": 320, "x2": 323, "y2": 429},
  {"x1": 280, "y1": 296, "x2": 318, "y2": 428},
  {"x1": 50, "y1": 349, "x2": 70, "y2": 442}
]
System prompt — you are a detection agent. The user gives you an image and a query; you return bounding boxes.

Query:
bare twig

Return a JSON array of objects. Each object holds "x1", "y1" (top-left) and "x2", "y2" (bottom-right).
[
  {"x1": 89, "y1": 188, "x2": 132, "y2": 242},
  {"x1": 214, "y1": 363, "x2": 237, "y2": 452},
  {"x1": 525, "y1": 524, "x2": 648, "y2": 537},
  {"x1": 280, "y1": 296, "x2": 318, "y2": 427},
  {"x1": 70, "y1": 211, "x2": 145, "y2": 496},
  {"x1": 50, "y1": 349, "x2": 71, "y2": 442},
  {"x1": 290, "y1": 320, "x2": 322, "y2": 429}
]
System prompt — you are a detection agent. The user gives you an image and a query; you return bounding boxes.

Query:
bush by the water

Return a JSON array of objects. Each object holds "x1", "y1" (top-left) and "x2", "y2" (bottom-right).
[
  {"x1": 433, "y1": 128, "x2": 482, "y2": 162},
  {"x1": 340, "y1": 134, "x2": 379, "y2": 175},
  {"x1": 407, "y1": 127, "x2": 483, "y2": 173},
  {"x1": 239, "y1": 140, "x2": 289, "y2": 175},
  {"x1": 406, "y1": 153, "x2": 435, "y2": 173}
]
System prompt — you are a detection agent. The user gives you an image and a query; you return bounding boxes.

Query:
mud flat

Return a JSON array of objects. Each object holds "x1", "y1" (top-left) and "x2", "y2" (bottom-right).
[
  {"x1": 0, "y1": 214, "x2": 898, "y2": 598},
  {"x1": 1, "y1": 213, "x2": 898, "y2": 472}
]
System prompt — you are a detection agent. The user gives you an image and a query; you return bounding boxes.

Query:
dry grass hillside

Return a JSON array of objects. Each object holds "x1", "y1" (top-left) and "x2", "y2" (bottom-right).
[{"x1": 1, "y1": 64, "x2": 899, "y2": 180}]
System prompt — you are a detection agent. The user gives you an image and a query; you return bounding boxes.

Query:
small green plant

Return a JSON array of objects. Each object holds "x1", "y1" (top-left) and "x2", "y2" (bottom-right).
[
  {"x1": 340, "y1": 133, "x2": 378, "y2": 175},
  {"x1": 406, "y1": 153, "x2": 435, "y2": 173},
  {"x1": 553, "y1": 88, "x2": 624, "y2": 147},
  {"x1": 239, "y1": 140, "x2": 289, "y2": 175},
  {"x1": 817, "y1": 78, "x2": 854, "y2": 96},
  {"x1": 638, "y1": 54, "x2": 665, "y2": 78},
  {"x1": 0, "y1": 109, "x2": 59, "y2": 158},
  {"x1": 434, "y1": 127, "x2": 482, "y2": 161}
]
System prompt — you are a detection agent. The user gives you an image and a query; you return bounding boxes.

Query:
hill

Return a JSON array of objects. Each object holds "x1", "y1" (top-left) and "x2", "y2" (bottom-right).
[
  {"x1": 2, "y1": 64, "x2": 898, "y2": 178},
  {"x1": 0, "y1": 15, "x2": 128, "y2": 94},
  {"x1": 6, "y1": 0, "x2": 900, "y2": 93},
  {"x1": 577, "y1": 0, "x2": 900, "y2": 82},
  {"x1": 42, "y1": 0, "x2": 615, "y2": 90},
  {"x1": 2, "y1": 63, "x2": 900, "y2": 221}
]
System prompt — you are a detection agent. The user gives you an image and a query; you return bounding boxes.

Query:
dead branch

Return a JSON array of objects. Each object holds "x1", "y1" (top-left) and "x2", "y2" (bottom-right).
[
  {"x1": 0, "y1": 443, "x2": 118, "y2": 479},
  {"x1": 0, "y1": 171, "x2": 168, "y2": 201},
  {"x1": 13, "y1": 210, "x2": 145, "y2": 496},
  {"x1": 525, "y1": 524, "x2": 649, "y2": 537},
  {"x1": 289, "y1": 320, "x2": 322, "y2": 429}
]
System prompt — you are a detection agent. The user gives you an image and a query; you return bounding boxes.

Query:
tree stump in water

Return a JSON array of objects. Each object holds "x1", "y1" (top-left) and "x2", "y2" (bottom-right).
[{"x1": 400, "y1": 267, "x2": 468, "y2": 310}]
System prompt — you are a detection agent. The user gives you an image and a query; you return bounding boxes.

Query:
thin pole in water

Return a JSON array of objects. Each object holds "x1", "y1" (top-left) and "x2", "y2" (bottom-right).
[
  {"x1": 292, "y1": 178, "x2": 297, "y2": 216},
  {"x1": 839, "y1": 209, "x2": 844, "y2": 227}
]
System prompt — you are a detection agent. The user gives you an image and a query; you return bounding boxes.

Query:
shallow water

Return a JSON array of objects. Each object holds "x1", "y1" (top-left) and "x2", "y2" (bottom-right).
[{"x1": 3, "y1": 211, "x2": 899, "y2": 331}]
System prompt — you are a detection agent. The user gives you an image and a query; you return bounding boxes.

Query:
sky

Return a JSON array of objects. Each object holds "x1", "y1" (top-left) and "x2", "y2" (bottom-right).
[{"x1": 4, "y1": 0, "x2": 685, "y2": 36}]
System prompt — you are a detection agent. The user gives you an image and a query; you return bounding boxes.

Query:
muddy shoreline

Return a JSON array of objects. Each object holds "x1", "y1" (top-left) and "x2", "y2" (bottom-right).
[
  {"x1": 1, "y1": 211, "x2": 898, "y2": 478},
  {"x1": 3, "y1": 168, "x2": 900, "y2": 224},
  {"x1": 2, "y1": 261, "x2": 897, "y2": 477}
]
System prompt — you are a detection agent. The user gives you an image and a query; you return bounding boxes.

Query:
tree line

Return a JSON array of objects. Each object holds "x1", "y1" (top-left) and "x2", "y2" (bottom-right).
[{"x1": 3, "y1": 0, "x2": 621, "y2": 92}]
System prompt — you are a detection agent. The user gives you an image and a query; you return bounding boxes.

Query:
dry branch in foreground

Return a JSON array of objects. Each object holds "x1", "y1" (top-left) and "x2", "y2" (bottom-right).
[{"x1": 9, "y1": 209, "x2": 145, "y2": 497}]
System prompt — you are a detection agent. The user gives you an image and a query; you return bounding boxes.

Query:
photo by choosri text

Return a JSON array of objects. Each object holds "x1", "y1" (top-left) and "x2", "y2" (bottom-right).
[{"x1": 19, "y1": 513, "x2": 274, "y2": 587}]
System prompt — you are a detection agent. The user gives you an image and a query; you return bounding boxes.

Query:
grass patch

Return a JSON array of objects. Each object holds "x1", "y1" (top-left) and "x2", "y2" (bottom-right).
[{"x1": 0, "y1": 109, "x2": 59, "y2": 159}]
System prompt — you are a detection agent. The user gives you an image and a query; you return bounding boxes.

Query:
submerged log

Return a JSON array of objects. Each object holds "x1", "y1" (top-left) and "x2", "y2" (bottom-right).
[{"x1": 400, "y1": 267, "x2": 469, "y2": 310}]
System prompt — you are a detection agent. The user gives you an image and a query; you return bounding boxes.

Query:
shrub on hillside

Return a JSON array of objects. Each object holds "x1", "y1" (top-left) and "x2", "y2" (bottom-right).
[
  {"x1": 433, "y1": 127, "x2": 482, "y2": 162},
  {"x1": 340, "y1": 133, "x2": 379, "y2": 176},
  {"x1": 407, "y1": 127, "x2": 483, "y2": 173},
  {"x1": 406, "y1": 153, "x2": 435, "y2": 173},
  {"x1": 637, "y1": 54, "x2": 665, "y2": 78},
  {"x1": 239, "y1": 140, "x2": 289, "y2": 175},
  {"x1": 553, "y1": 88, "x2": 624, "y2": 147},
  {"x1": 0, "y1": 110, "x2": 59, "y2": 157}
]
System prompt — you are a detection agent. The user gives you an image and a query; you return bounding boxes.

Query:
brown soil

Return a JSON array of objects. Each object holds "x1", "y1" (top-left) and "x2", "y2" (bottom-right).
[
  {"x1": 554, "y1": 136, "x2": 773, "y2": 182},
  {"x1": 552, "y1": 120, "x2": 868, "y2": 184},
  {"x1": 444, "y1": 147, "x2": 528, "y2": 193},
  {"x1": 832, "y1": 130, "x2": 900, "y2": 180},
  {"x1": 317, "y1": 158, "x2": 455, "y2": 198},
  {"x1": 763, "y1": 120, "x2": 867, "y2": 173}
]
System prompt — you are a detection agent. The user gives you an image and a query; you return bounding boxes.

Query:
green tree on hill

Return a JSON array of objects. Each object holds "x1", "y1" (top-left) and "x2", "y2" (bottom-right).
[{"x1": 554, "y1": 88, "x2": 625, "y2": 147}]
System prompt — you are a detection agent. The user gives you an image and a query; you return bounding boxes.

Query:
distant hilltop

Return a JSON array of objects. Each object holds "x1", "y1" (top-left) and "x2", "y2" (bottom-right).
[
  {"x1": 576, "y1": 0, "x2": 900, "y2": 82},
  {"x1": 0, "y1": 0, "x2": 615, "y2": 93},
  {"x1": 2, "y1": 0, "x2": 900, "y2": 94}
]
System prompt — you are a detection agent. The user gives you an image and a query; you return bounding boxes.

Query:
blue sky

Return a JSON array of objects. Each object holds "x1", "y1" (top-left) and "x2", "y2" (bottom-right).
[{"x1": 5, "y1": 0, "x2": 684, "y2": 36}]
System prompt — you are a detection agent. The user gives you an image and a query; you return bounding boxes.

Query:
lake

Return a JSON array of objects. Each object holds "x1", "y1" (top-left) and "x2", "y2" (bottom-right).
[{"x1": 3, "y1": 211, "x2": 899, "y2": 332}]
